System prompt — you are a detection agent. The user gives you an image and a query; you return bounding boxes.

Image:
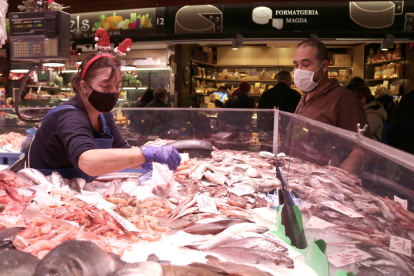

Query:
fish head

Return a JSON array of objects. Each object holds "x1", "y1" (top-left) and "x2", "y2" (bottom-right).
[{"x1": 34, "y1": 255, "x2": 84, "y2": 276}]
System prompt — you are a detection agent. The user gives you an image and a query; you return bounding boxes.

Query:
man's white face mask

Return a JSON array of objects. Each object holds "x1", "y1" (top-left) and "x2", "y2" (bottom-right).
[{"x1": 294, "y1": 63, "x2": 325, "y2": 92}]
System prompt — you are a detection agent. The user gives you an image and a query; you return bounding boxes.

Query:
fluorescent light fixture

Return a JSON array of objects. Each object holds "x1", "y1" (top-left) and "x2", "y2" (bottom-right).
[
  {"x1": 43, "y1": 62, "x2": 65, "y2": 67},
  {"x1": 10, "y1": 69, "x2": 29, "y2": 73},
  {"x1": 121, "y1": 66, "x2": 137, "y2": 71},
  {"x1": 122, "y1": 87, "x2": 147, "y2": 90},
  {"x1": 122, "y1": 67, "x2": 170, "y2": 71},
  {"x1": 76, "y1": 61, "x2": 82, "y2": 65},
  {"x1": 62, "y1": 70, "x2": 78, "y2": 73},
  {"x1": 232, "y1": 39, "x2": 238, "y2": 50},
  {"x1": 60, "y1": 88, "x2": 72, "y2": 90},
  {"x1": 60, "y1": 99, "x2": 69, "y2": 101}
]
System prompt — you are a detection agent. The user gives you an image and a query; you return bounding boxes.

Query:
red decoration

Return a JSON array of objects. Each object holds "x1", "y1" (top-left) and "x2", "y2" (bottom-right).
[
  {"x1": 114, "y1": 38, "x2": 133, "y2": 57},
  {"x1": 94, "y1": 28, "x2": 111, "y2": 51}
]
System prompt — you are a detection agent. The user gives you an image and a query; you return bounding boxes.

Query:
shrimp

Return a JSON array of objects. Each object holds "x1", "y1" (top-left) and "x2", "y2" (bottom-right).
[
  {"x1": 24, "y1": 240, "x2": 56, "y2": 254},
  {"x1": 13, "y1": 235, "x2": 31, "y2": 250}
]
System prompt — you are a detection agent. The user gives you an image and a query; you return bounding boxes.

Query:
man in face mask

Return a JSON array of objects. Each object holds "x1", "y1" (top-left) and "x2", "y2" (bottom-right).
[{"x1": 293, "y1": 38, "x2": 369, "y2": 134}]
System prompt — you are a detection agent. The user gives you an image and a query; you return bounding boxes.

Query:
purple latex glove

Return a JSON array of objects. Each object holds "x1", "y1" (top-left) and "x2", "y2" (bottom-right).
[{"x1": 140, "y1": 145, "x2": 181, "y2": 171}]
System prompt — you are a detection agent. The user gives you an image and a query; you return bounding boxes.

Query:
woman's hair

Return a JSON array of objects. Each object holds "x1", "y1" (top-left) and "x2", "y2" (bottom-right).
[
  {"x1": 139, "y1": 88, "x2": 154, "y2": 103},
  {"x1": 71, "y1": 53, "x2": 121, "y2": 94},
  {"x1": 354, "y1": 86, "x2": 375, "y2": 104},
  {"x1": 375, "y1": 87, "x2": 392, "y2": 98}
]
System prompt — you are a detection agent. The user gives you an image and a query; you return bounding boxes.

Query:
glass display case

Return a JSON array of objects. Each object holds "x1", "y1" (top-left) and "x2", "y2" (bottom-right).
[
  {"x1": 0, "y1": 106, "x2": 413, "y2": 275},
  {"x1": 277, "y1": 110, "x2": 414, "y2": 276}
]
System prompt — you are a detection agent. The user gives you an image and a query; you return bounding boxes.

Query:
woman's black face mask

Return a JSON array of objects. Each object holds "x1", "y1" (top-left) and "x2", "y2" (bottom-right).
[{"x1": 86, "y1": 83, "x2": 119, "y2": 113}]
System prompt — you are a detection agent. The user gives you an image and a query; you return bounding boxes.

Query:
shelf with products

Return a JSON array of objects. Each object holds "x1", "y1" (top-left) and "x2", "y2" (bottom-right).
[
  {"x1": 363, "y1": 43, "x2": 405, "y2": 94},
  {"x1": 365, "y1": 78, "x2": 404, "y2": 82},
  {"x1": 364, "y1": 58, "x2": 405, "y2": 66},
  {"x1": 192, "y1": 76, "x2": 278, "y2": 82}
]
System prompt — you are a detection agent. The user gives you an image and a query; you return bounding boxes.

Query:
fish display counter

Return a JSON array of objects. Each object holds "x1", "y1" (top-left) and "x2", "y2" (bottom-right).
[
  {"x1": 0, "y1": 107, "x2": 413, "y2": 275},
  {"x1": 277, "y1": 110, "x2": 414, "y2": 276}
]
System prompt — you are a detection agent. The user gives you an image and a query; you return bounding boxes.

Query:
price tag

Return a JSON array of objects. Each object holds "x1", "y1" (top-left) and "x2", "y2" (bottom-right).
[
  {"x1": 394, "y1": 195, "x2": 408, "y2": 210},
  {"x1": 197, "y1": 196, "x2": 219, "y2": 214},
  {"x1": 322, "y1": 201, "x2": 364, "y2": 218},
  {"x1": 389, "y1": 235, "x2": 412, "y2": 257},
  {"x1": 306, "y1": 216, "x2": 336, "y2": 229},
  {"x1": 28, "y1": 183, "x2": 54, "y2": 192},
  {"x1": 327, "y1": 249, "x2": 372, "y2": 267},
  {"x1": 179, "y1": 153, "x2": 189, "y2": 163},
  {"x1": 75, "y1": 194, "x2": 115, "y2": 210},
  {"x1": 229, "y1": 185, "x2": 255, "y2": 196},
  {"x1": 103, "y1": 207, "x2": 140, "y2": 233}
]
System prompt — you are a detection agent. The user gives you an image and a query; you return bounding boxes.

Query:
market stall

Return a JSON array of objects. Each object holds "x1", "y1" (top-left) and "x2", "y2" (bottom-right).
[{"x1": 0, "y1": 107, "x2": 413, "y2": 276}]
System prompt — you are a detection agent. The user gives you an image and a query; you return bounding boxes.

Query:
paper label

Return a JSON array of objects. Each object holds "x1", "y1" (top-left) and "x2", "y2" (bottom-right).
[
  {"x1": 179, "y1": 153, "x2": 189, "y2": 163},
  {"x1": 28, "y1": 183, "x2": 55, "y2": 192},
  {"x1": 103, "y1": 207, "x2": 140, "y2": 232},
  {"x1": 197, "y1": 196, "x2": 219, "y2": 214},
  {"x1": 306, "y1": 216, "x2": 336, "y2": 229},
  {"x1": 322, "y1": 201, "x2": 364, "y2": 218},
  {"x1": 64, "y1": 220, "x2": 80, "y2": 227},
  {"x1": 327, "y1": 249, "x2": 372, "y2": 267},
  {"x1": 228, "y1": 185, "x2": 255, "y2": 196},
  {"x1": 75, "y1": 194, "x2": 115, "y2": 210},
  {"x1": 394, "y1": 195, "x2": 408, "y2": 210},
  {"x1": 389, "y1": 235, "x2": 412, "y2": 257},
  {"x1": 196, "y1": 217, "x2": 226, "y2": 224}
]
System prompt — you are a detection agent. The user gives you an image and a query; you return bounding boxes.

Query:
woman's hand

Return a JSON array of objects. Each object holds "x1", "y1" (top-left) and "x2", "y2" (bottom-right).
[{"x1": 140, "y1": 145, "x2": 181, "y2": 171}]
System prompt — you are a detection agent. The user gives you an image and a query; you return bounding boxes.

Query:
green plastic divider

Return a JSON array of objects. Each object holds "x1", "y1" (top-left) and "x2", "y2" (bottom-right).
[{"x1": 271, "y1": 204, "x2": 330, "y2": 276}]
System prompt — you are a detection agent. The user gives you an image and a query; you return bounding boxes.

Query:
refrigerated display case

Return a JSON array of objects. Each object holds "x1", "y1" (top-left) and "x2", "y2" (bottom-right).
[{"x1": 0, "y1": 106, "x2": 413, "y2": 275}]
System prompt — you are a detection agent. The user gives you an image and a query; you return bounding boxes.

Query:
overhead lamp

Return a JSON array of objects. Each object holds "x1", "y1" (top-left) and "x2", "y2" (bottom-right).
[
  {"x1": 232, "y1": 34, "x2": 244, "y2": 50},
  {"x1": 43, "y1": 62, "x2": 65, "y2": 67},
  {"x1": 71, "y1": 42, "x2": 77, "y2": 51},
  {"x1": 10, "y1": 69, "x2": 29, "y2": 73},
  {"x1": 381, "y1": 34, "x2": 394, "y2": 51},
  {"x1": 76, "y1": 61, "x2": 82, "y2": 65},
  {"x1": 232, "y1": 39, "x2": 238, "y2": 50},
  {"x1": 77, "y1": 48, "x2": 82, "y2": 55},
  {"x1": 380, "y1": 39, "x2": 388, "y2": 51}
]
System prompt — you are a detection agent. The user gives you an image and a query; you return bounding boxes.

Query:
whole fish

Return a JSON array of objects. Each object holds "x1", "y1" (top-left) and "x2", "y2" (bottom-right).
[
  {"x1": 206, "y1": 259, "x2": 272, "y2": 276},
  {"x1": 0, "y1": 227, "x2": 25, "y2": 249},
  {"x1": 204, "y1": 170, "x2": 230, "y2": 186},
  {"x1": 34, "y1": 240, "x2": 116, "y2": 276},
  {"x1": 183, "y1": 218, "x2": 253, "y2": 235},
  {"x1": 111, "y1": 262, "x2": 163, "y2": 276},
  {"x1": 218, "y1": 237, "x2": 288, "y2": 253},
  {"x1": 188, "y1": 262, "x2": 229, "y2": 274},
  {"x1": 71, "y1": 178, "x2": 86, "y2": 190},
  {"x1": 17, "y1": 168, "x2": 53, "y2": 186},
  {"x1": 369, "y1": 247, "x2": 412, "y2": 273},
  {"x1": 204, "y1": 247, "x2": 294, "y2": 269},
  {"x1": 0, "y1": 170, "x2": 34, "y2": 187},
  {"x1": 161, "y1": 264, "x2": 221, "y2": 276},
  {"x1": 358, "y1": 259, "x2": 402, "y2": 268},
  {"x1": 157, "y1": 214, "x2": 200, "y2": 230},
  {"x1": 352, "y1": 201, "x2": 380, "y2": 215},
  {"x1": 50, "y1": 171, "x2": 65, "y2": 187},
  {"x1": 0, "y1": 248, "x2": 40, "y2": 276},
  {"x1": 96, "y1": 172, "x2": 142, "y2": 182},
  {"x1": 368, "y1": 265, "x2": 412, "y2": 276},
  {"x1": 195, "y1": 223, "x2": 269, "y2": 250},
  {"x1": 190, "y1": 164, "x2": 208, "y2": 180}
]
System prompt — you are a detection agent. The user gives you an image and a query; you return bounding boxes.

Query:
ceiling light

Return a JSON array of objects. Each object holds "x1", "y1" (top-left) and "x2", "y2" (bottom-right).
[
  {"x1": 232, "y1": 39, "x2": 238, "y2": 50},
  {"x1": 43, "y1": 62, "x2": 65, "y2": 67},
  {"x1": 76, "y1": 61, "x2": 82, "y2": 65},
  {"x1": 10, "y1": 69, "x2": 29, "y2": 73},
  {"x1": 77, "y1": 48, "x2": 82, "y2": 55},
  {"x1": 381, "y1": 39, "x2": 388, "y2": 51}
]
